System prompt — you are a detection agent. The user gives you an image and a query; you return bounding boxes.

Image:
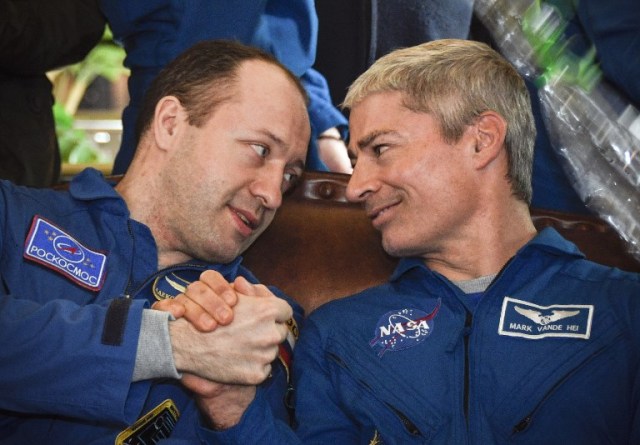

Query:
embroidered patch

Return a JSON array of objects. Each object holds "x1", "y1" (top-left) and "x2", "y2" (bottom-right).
[
  {"x1": 116, "y1": 399, "x2": 180, "y2": 445},
  {"x1": 285, "y1": 316, "x2": 299, "y2": 345},
  {"x1": 498, "y1": 297, "x2": 593, "y2": 340},
  {"x1": 278, "y1": 317, "x2": 299, "y2": 382},
  {"x1": 152, "y1": 272, "x2": 191, "y2": 300},
  {"x1": 370, "y1": 299, "x2": 441, "y2": 357},
  {"x1": 24, "y1": 216, "x2": 107, "y2": 291}
]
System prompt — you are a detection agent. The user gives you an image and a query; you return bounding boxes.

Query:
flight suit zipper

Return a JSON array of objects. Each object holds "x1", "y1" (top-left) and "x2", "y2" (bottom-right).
[
  {"x1": 122, "y1": 218, "x2": 135, "y2": 297},
  {"x1": 510, "y1": 344, "x2": 609, "y2": 436},
  {"x1": 327, "y1": 352, "x2": 424, "y2": 439},
  {"x1": 463, "y1": 309, "x2": 472, "y2": 425}
]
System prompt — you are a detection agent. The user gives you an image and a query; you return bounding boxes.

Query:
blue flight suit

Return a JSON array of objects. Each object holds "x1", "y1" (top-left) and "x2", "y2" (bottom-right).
[
  {"x1": 0, "y1": 168, "x2": 301, "y2": 444},
  {"x1": 212, "y1": 229, "x2": 640, "y2": 444}
]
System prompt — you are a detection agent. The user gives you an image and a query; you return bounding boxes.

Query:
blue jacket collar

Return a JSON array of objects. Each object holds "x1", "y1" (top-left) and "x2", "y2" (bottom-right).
[
  {"x1": 68, "y1": 168, "x2": 130, "y2": 216},
  {"x1": 68, "y1": 168, "x2": 122, "y2": 201}
]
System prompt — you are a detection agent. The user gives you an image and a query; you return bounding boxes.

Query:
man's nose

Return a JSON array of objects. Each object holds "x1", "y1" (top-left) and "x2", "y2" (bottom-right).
[
  {"x1": 345, "y1": 160, "x2": 376, "y2": 203},
  {"x1": 251, "y1": 165, "x2": 284, "y2": 210}
]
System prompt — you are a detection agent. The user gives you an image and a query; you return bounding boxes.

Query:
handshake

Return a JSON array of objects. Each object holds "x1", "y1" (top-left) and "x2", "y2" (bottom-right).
[{"x1": 155, "y1": 270, "x2": 293, "y2": 428}]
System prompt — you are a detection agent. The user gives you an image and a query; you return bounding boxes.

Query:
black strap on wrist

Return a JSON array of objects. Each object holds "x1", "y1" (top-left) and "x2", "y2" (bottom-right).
[{"x1": 102, "y1": 297, "x2": 133, "y2": 346}]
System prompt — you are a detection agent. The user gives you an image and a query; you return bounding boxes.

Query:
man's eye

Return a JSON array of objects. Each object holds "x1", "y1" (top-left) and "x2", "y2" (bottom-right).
[
  {"x1": 251, "y1": 144, "x2": 269, "y2": 157},
  {"x1": 282, "y1": 172, "x2": 299, "y2": 192},
  {"x1": 283, "y1": 172, "x2": 298, "y2": 184},
  {"x1": 348, "y1": 150, "x2": 357, "y2": 168},
  {"x1": 373, "y1": 145, "x2": 389, "y2": 156}
]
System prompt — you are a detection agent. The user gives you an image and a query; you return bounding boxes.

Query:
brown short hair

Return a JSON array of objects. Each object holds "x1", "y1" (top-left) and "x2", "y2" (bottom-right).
[{"x1": 136, "y1": 40, "x2": 307, "y2": 144}]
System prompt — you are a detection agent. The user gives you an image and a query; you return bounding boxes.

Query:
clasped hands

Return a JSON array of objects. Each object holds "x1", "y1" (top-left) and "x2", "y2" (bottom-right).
[{"x1": 154, "y1": 270, "x2": 292, "y2": 429}]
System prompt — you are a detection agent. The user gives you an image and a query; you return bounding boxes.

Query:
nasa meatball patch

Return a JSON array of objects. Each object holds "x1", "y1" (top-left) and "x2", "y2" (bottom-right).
[
  {"x1": 498, "y1": 297, "x2": 593, "y2": 340},
  {"x1": 24, "y1": 216, "x2": 107, "y2": 291},
  {"x1": 370, "y1": 299, "x2": 441, "y2": 357}
]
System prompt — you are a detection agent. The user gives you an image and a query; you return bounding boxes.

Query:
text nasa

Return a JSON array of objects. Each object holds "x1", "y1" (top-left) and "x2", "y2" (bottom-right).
[
  {"x1": 27, "y1": 245, "x2": 100, "y2": 286},
  {"x1": 378, "y1": 318, "x2": 430, "y2": 337}
]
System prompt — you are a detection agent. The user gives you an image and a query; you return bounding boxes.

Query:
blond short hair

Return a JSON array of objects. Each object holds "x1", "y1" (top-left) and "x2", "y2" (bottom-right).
[{"x1": 343, "y1": 39, "x2": 536, "y2": 204}]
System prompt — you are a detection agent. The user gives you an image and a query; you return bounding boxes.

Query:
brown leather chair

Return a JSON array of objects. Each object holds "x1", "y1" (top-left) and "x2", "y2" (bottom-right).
[{"x1": 244, "y1": 171, "x2": 640, "y2": 314}]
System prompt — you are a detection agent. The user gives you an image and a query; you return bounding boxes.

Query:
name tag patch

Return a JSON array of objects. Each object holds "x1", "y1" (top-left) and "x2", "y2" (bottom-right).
[
  {"x1": 24, "y1": 216, "x2": 107, "y2": 291},
  {"x1": 498, "y1": 297, "x2": 593, "y2": 340}
]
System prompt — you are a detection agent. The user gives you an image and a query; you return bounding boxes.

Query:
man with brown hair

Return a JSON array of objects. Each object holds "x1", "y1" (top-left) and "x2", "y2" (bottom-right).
[{"x1": 0, "y1": 40, "x2": 310, "y2": 443}]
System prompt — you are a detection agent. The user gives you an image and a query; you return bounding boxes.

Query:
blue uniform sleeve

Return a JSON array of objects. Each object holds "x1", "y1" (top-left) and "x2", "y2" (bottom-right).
[
  {"x1": 100, "y1": 0, "x2": 268, "y2": 70},
  {"x1": 0, "y1": 294, "x2": 150, "y2": 424},
  {"x1": 250, "y1": 0, "x2": 317, "y2": 77},
  {"x1": 0, "y1": 184, "x2": 149, "y2": 424},
  {"x1": 301, "y1": 68, "x2": 348, "y2": 138},
  {"x1": 300, "y1": 68, "x2": 349, "y2": 171}
]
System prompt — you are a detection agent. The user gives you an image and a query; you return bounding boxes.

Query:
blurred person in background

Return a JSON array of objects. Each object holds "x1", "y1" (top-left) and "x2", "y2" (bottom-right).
[
  {"x1": 0, "y1": 0, "x2": 105, "y2": 186},
  {"x1": 101, "y1": 0, "x2": 352, "y2": 174}
]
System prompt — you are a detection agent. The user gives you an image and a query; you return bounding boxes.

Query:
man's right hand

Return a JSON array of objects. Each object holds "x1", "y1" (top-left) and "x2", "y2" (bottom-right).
[
  {"x1": 169, "y1": 276, "x2": 292, "y2": 385},
  {"x1": 153, "y1": 270, "x2": 239, "y2": 331}
]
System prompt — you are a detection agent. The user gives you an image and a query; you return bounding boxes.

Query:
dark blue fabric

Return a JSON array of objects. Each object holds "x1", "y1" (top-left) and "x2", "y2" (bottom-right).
[
  {"x1": 213, "y1": 228, "x2": 640, "y2": 443},
  {"x1": 314, "y1": 0, "x2": 474, "y2": 108},
  {"x1": 100, "y1": 0, "x2": 347, "y2": 174},
  {"x1": 0, "y1": 168, "x2": 303, "y2": 444}
]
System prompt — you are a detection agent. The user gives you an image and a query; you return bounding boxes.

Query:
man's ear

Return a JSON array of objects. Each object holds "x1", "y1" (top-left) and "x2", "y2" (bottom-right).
[
  {"x1": 153, "y1": 96, "x2": 185, "y2": 151},
  {"x1": 472, "y1": 111, "x2": 507, "y2": 170}
]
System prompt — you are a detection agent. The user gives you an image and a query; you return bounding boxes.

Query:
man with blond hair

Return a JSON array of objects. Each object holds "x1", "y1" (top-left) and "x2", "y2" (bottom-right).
[{"x1": 185, "y1": 39, "x2": 640, "y2": 444}]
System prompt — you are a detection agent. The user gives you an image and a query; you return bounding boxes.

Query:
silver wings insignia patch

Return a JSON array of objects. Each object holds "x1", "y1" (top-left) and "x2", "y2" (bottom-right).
[{"x1": 514, "y1": 306, "x2": 580, "y2": 326}]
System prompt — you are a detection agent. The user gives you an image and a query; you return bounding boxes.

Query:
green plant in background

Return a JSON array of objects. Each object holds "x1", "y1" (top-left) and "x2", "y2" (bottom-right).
[
  {"x1": 53, "y1": 103, "x2": 107, "y2": 163},
  {"x1": 522, "y1": 0, "x2": 602, "y2": 91},
  {"x1": 51, "y1": 26, "x2": 128, "y2": 164}
]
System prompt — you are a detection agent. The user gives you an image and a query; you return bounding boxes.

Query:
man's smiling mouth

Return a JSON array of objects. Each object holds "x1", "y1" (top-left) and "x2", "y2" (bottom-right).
[
  {"x1": 230, "y1": 206, "x2": 259, "y2": 233},
  {"x1": 367, "y1": 201, "x2": 400, "y2": 224}
]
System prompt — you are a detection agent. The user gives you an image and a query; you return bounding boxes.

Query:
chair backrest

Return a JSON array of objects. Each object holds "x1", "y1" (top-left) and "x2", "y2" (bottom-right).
[{"x1": 243, "y1": 171, "x2": 640, "y2": 314}]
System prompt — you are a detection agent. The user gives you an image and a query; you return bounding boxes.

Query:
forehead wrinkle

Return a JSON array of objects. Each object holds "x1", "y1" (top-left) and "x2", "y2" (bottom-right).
[
  {"x1": 258, "y1": 128, "x2": 287, "y2": 148},
  {"x1": 356, "y1": 129, "x2": 400, "y2": 150}
]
